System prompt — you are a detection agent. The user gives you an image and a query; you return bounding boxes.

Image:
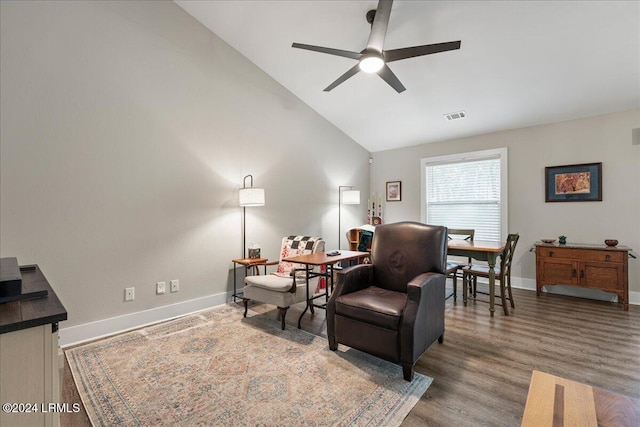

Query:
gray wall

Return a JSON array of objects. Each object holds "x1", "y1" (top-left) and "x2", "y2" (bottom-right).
[
  {"x1": 372, "y1": 109, "x2": 640, "y2": 294},
  {"x1": 0, "y1": 1, "x2": 369, "y2": 328}
]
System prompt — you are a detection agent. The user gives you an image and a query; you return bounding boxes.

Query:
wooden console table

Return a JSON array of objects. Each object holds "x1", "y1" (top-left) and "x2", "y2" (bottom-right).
[{"x1": 535, "y1": 242, "x2": 631, "y2": 310}]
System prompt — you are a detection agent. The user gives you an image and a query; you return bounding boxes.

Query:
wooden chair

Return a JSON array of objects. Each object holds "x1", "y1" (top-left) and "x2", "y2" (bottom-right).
[
  {"x1": 445, "y1": 229, "x2": 475, "y2": 301},
  {"x1": 462, "y1": 233, "x2": 520, "y2": 312}
]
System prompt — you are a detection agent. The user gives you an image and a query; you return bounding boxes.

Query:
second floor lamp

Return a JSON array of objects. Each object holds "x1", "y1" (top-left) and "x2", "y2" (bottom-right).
[
  {"x1": 338, "y1": 186, "x2": 360, "y2": 250},
  {"x1": 239, "y1": 174, "x2": 265, "y2": 259}
]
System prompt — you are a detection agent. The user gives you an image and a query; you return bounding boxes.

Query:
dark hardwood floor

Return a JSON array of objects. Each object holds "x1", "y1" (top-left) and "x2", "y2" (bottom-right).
[{"x1": 61, "y1": 285, "x2": 640, "y2": 426}]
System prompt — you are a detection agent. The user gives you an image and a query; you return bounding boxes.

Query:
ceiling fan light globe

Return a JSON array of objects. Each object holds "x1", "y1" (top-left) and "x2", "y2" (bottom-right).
[{"x1": 359, "y1": 56, "x2": 384, "y2": 73}]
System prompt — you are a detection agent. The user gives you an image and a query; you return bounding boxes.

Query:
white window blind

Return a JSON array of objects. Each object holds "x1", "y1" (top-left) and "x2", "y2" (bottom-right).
[{"x1": 425, "y1": 155, "x2": 503, "y2": 241}]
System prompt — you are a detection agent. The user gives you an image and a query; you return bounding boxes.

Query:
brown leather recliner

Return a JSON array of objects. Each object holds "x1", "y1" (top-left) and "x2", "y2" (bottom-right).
[{"x1": 327, "y1": 221, "x2": 447, "y2": 381}]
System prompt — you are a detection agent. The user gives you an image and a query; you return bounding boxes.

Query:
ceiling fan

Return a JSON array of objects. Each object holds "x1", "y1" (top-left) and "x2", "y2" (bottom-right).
[{"x1": 292, "y1": 0, "x2": 461, "y2": 93}]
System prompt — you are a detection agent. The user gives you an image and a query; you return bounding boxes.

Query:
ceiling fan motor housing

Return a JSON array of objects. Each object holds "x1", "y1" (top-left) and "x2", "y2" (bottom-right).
[{"x1": 366, "y1": 9, "x2": 376, "y2": 25}]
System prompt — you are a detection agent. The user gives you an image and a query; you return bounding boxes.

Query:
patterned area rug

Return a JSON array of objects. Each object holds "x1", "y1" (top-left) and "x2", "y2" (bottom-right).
[{"x1": 66, "y1": 304, "x2": 432, "y2": 426}]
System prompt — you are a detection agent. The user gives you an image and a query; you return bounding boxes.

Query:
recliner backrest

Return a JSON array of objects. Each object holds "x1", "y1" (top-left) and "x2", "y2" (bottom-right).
[{"x1": 370, "y1": 222, "x2": 447, "y2": 293}]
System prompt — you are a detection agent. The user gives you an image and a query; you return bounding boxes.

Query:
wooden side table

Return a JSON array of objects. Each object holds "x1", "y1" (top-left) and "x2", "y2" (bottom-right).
[{"x1": 231, "y1": 258, "x2": 268, "y2": 302}]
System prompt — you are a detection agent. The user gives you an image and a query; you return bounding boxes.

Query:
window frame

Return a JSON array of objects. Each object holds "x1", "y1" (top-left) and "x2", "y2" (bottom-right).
[{"x1": 420, "y1": 147, "x2": 508, "y2": 241}]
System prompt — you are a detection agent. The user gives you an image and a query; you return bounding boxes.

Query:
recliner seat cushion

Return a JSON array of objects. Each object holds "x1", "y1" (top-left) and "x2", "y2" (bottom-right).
[{"x1": 334, "y1": 286, "x2": 407, "y2": 330}]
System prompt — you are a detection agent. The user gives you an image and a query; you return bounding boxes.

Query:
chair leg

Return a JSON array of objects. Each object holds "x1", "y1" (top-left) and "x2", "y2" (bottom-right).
[
  {"x1": 507, "y1": 275, "x2": 515, "y2": 308},
  {"x1": 402, "y1": 363, "x2": 414, "y2": 382},
  {"x1": 452, "y1": 273, "x2": 457, "y2": 302},
  {"x1": 328, "y1": 335, "x2": 338, "y2": 351},
  {"x1": 499, "y1": 278, "x2": 509, "y2": 315},
  {"x1": 277, "y1": 307, "x2": 288, "y2": 330},
  {"x1": 462, "y1": 273, "x2": 468, "y2": 305},
  {"x1": 242, "y1": 298, "x2": 249, "y2": 318}
]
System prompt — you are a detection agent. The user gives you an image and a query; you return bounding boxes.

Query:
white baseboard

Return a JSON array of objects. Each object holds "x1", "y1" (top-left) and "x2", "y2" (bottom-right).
[
  {"x1": 59, "y1": 291, "x2": 235, "y2": 348},
  {"x1": 499, "y1": 276, "x2": 639, "y2": 306}
]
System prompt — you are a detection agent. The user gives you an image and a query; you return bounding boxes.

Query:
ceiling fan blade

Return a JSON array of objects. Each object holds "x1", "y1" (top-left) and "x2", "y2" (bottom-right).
[
  {"x1": 384, "y1": 41, "x2": 461, "y2": 63},
  {"x1": 292, "y1": 43, "x2": 362, "y2": 60},
  {"x1": 324, "y1": 64, "x2": 361, "y2": 92},
  {"x1": 366, "y1": 0, "x2": 393, "y2": 53},
  {"x1": 378, "y1": 64, "x2": 406, "y2": 93}
]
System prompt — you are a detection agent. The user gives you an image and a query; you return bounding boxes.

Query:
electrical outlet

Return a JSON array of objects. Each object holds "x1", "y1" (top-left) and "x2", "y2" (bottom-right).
[
  {"x1": 125, "y1": 287, "x2": 135, "y2": 301},
  {"x1": 170, "y1": 279, "x2": 179, "y2": 293},
  {"x1": 156, "y1": 281, "x2": 166, "y2": 295}
]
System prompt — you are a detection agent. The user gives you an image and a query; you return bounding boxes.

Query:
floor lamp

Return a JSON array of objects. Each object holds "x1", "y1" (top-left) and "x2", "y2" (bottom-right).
[
  {"x1": 338, "y1": 186, "x2": 360, "y2": 250},
  {"x1": 239, "y1": 174, "x2": 265, "y2": 259}
]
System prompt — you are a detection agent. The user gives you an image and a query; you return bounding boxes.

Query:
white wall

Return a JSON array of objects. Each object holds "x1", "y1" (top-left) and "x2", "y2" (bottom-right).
[
  {"x1": 372, "y1": 109, "x2": 640, "y2": 297},
  {"x1": 0, "y1": 1, "x2": 369, "y2": 334}
]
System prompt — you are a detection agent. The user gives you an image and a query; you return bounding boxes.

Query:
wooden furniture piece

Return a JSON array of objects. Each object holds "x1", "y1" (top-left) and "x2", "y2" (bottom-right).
[
  {"x1": 535, "y1": 242, "x2": 630, "y2": 310},
  {"x1": 447, "y1": 239, "x2": 507, "y2": 316},
  {"x1": 231, "y1": 257, "x2": 268, "y2": 302},
  {"x1": 462, "y1": 233, "x2": 520, "y2": 315},
  {"x1": 445, "y1": 228, "x2": 475, "y2": 301},
  {"x1": 282, "y1": 250, "x2": 369, "y2": 329},
  {"x1": 521, "y1": 370, "x2": 640, "y2": 427},
  {"x1": 0, "y1": 264, "x2": 67, "y2": 427},
  {"x1": 346, "y1": 227, "x2": 374, "y2": 252}
]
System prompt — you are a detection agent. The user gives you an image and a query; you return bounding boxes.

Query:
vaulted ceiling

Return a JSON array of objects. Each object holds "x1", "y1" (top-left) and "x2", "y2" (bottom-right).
[{"x1": 175, "y1": 1, "x2": 640, "y2": 152}]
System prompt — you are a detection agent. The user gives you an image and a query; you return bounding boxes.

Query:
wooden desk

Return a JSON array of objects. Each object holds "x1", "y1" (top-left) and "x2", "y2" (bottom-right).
[
  {"x1": 448, "y1": 239, "x2": 507, "y2": 316},
  {"x1": 522, "y1": 370, "x2": 640, "y2": 427},
  {"x1": 283, "y1": 250, "x2": 369, "y2": 328}
]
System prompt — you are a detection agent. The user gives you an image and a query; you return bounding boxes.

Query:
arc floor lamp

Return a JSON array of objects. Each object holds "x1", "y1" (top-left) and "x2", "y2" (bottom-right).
[
  {"x1": 338, "y1": 186, "x2": 360, "y2": 250},
  {"x1": 239, "y1": 174, "x2": 265, "y2": 259}
]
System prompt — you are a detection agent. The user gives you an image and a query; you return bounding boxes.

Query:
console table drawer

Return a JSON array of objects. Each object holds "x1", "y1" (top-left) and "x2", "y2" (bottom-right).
[{"x1": 537, "y1": 247, "x2": 624, "y2": 263}]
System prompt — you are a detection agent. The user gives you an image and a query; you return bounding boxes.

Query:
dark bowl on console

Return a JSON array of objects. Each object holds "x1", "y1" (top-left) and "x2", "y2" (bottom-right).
[{"x1": 604, "y1": 239, "x2": 618, "y2": 247}]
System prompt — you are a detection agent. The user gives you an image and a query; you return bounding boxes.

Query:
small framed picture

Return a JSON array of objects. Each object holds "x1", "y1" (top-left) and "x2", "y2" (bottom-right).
[
  {"x1": 386, "y1": 181, "x2": 401, "y2": 202},
  {"x1": 545, "y1": 162, "x2": 602, "y2": 202}
]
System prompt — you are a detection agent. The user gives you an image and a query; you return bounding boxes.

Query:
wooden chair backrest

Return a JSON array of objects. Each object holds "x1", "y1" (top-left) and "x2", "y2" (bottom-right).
[
  {"x1": 447, "y1": 229, "x2": 475, "y2": 241},
  {"x1": 448, "y1": 229, "x2": 475, "y2": 264},
  {"x1": 500, "y1": 233, "x2": 520, "y2": 278}
]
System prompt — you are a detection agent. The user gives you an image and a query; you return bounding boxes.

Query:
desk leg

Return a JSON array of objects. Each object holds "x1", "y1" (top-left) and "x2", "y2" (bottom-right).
[
  {"x1": 233, "y1": 262, "x2": 238, "y2": 303},
  {"x1": 297, "y1": 268, "x2": 311, "y2": 329}
]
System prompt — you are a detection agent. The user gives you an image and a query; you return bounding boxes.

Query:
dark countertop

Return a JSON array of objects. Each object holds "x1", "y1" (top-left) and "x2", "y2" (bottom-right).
[{"x1": 0, "y1": 265, "x2": 67, "y2": 334}]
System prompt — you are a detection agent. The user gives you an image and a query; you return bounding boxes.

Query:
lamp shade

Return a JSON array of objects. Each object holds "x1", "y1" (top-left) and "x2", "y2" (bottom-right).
[
  {"x1": 342, "y1": 190, "x2": 360, "y2": 205},
  {"x1": 239, "y1": 188, "x2": 265, "y2": 207}
]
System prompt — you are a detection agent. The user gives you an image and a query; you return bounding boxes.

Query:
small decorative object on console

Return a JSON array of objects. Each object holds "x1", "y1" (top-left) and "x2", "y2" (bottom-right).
[
  {"x1": 540, "y1": 239, "x2": 556, "y2": 244},
  {"x1": 604, "y1": 239, "x2": 618, "y2": 247},
  {"x1": 558, "y1": 235, "x2": 567, "y2": 245}
]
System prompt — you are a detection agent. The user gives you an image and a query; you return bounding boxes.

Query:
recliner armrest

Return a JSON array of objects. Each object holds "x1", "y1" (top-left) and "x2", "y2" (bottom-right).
[
  {"x1": 327, "y1": 264, "x2": 373, "y2": 337},
  {"x1": 331, "y1": 264, "x2": 373, "y2": 299},
  {"x1": 401, "y1": 272, "x2": 446, "y2": 363}
]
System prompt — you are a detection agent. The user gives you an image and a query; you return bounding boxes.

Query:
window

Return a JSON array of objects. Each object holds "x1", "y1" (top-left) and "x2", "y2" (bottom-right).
[{"x1": 421, "y1": 148, "x2": 507, "y2": 241}]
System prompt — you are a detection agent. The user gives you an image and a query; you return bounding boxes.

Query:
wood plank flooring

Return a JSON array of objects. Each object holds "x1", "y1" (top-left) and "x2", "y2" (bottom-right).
[{"x1": 61, "y1": 286, "x2": 640, "y2": 426}]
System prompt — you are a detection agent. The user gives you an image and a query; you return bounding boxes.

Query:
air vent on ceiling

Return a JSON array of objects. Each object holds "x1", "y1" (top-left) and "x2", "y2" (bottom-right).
[{"x1": 444, "y1": 111, "x2": 467, "y2": 121}]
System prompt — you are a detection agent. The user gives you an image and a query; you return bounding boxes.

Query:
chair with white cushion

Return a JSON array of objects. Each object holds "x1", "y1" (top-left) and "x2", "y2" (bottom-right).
[{"x1": 242, "y1": 236, "x2": 325, "y2": 329}]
